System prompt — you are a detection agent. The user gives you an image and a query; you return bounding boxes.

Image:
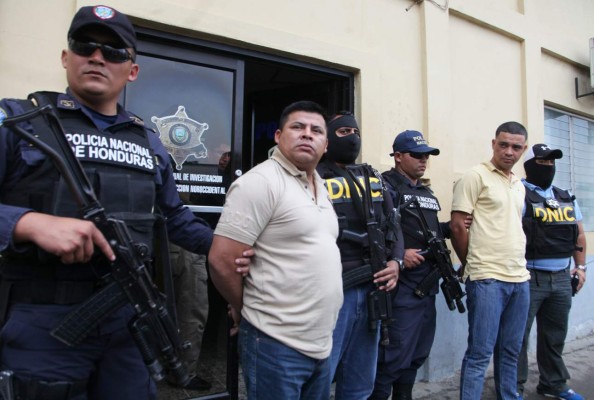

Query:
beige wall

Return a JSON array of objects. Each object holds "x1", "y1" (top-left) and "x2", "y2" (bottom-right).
[{"x1": 0, "y1": 0, "x2": 72, "y2": 96}]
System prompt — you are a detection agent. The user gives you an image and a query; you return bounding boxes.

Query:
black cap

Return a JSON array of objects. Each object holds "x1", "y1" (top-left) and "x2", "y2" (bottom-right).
[
  {"x1": 524, "y1": 143, "x2": 563, "y2": 163},
  {"x1": 68, "y1": 5, "x2": 136, "y2": 50}
]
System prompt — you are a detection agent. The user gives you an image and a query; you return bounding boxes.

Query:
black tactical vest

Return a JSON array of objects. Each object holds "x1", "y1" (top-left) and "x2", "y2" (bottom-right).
[
  {"x1": 382, "y1": 169, "x2": 442, "y2": 292},
  {"x1": 317, "y1": 160, "x2": 389, "y2": 273},
  {"x1": 1, "y1": 92, "x2": 158, "y2": 285},
  {"x1": 523, "y1": 186, "x2": 578, "y2": 260}
]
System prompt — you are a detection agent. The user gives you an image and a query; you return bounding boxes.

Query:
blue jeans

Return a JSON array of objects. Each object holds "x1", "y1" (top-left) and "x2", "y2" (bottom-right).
[
  {"x1": 329, "y1": 283, "x2": 380, "y2": 400},
  {"x1": 239, "y1": 319, "x2": 331, "y2": 400},
  {"x1": 460, "y1": 279, "x2": 529, "y2": 400}
]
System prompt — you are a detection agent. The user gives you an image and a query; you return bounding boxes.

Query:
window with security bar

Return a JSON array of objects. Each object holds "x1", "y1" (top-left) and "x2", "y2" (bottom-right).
[{"x1": 544, "y1": 107, "x2": 594, "y2": 231}]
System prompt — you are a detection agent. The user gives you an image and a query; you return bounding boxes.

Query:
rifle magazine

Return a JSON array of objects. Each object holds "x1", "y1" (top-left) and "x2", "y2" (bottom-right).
[
  {"x1": 414, "y1": 267, "x2": 441, "y2": 298},
  {"x1": 50, "y1": 281, "x2": 127, "y2": 346}
]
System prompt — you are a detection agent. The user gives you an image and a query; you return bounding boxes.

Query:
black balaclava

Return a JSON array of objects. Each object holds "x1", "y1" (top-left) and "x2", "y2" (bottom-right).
[
  {"x1": 524, "y1": 158, "x2": 556, "y2": 189},
  {"x1": 326, "y1": 114, "x2": 361, "y2": 164}
]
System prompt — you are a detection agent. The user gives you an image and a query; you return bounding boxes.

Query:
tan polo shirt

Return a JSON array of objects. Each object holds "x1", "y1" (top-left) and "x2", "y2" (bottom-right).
[
  {"x1": 452, "y1": 161, "x2": 529, "y2": 282},
  {"x1": 215, "y1": 148, "x2": 343, "y2": 359}
]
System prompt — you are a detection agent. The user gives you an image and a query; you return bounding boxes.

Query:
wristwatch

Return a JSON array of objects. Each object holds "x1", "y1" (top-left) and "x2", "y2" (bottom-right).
[
  {"x1": 577, "y1": 264, "x2": 587, "y2": 272},
  {"x1": 391, "y1": 258, "x2": 405, "y2": 272}
]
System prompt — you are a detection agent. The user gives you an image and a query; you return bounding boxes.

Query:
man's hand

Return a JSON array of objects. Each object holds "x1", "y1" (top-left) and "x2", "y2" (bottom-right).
[
  {"x1": 374, "y1": 260, "x2": 399, "y2": 291},
  {"x1": 571, "y1": 222, "x2": 587, "y2": 294},
  {"x1": 462, "y1": 214, "x2": 473, "y2": 230},
  {"x1": 234, "y1": 248, "x2": 254, "y2": 277},
  {"x1": 403, "y1": 248, "x2": 425, "y2": 269},
  {"x1": 228, "y1": 305, "x2": 241, "y2": 336},
  {"x1": 570, "y1": 268, "x2": 586, "y2": 293},
  {"x1": 457, "y1": 265, "x2": 465, "y2": 283},
  {"x1": 13, "y1": 212, "x2": 115, "y2": 264}
]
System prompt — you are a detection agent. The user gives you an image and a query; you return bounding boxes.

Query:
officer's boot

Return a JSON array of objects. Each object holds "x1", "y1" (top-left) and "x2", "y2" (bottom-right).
[{"x1": 392, "y1": 383, "x2": 414, "y2": 400}]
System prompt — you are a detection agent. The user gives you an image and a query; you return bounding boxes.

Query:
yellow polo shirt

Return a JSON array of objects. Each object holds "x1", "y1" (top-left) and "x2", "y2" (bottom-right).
[{"x1": 452, "y1": 161, "x2": 529, "y2": 282}]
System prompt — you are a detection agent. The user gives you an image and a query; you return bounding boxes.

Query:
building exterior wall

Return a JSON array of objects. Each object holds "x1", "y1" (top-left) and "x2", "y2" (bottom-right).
[{"x1": 1, "y1": 0, "x2": 593, "y2": 381}]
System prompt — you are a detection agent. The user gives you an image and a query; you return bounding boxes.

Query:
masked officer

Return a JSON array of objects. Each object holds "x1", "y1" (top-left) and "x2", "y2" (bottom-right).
[
  {"x1": 0, "y1": 5, "x2": 251, "y2": 399},
  {"x1": 316, "y1": 112, "x2": 402, "y2": 400},
  {"x1": 370, "y1": 130, "x2": 456, "y2": 400},
  {"x1": 517, "y1": 144, "x2": 587, "y2": 400}
]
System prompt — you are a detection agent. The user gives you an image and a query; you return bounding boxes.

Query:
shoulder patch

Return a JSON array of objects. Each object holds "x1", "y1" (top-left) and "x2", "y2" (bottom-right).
[
  {"x1": 0, "y1": 107, "x2": 7, "y2": 125},
  {"x1": 130, "y1": 115, "x2": 145, "y2": 126},
  {"x1": 59, "y1": 99, "x2": 76, "y2": 109}
]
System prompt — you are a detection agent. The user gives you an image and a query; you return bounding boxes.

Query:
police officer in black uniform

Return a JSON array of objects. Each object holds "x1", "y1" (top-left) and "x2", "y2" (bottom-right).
[
  {"x1": 316, "y1": 112, "x2": 402, "y2": 400},
  {"x1": 0, "y1": 6, "x2": 250, "y2": 399},
  {"x1": 517, "y1": 143, "x2": 587, "y2": 400},
  {"x1": 370, "y1": 130, "x2": 457, "y2": 400}
]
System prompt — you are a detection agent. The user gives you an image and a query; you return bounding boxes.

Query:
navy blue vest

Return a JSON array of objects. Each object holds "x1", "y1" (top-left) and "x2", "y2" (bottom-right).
[
  {"x1": 1, "y1": 92, "x2": 157, "y2": 283},
  {"x1": 317, "y1": 160, "x2": 390, "y2": 273},
  {"x1": 382, "y1": 169, "x2": 442, "y2": 293}
]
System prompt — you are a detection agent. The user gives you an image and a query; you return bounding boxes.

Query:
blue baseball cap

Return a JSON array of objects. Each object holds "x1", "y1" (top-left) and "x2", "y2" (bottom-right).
[{"x1": 389, "y1": 130, "x2": 440, "y2": 156}]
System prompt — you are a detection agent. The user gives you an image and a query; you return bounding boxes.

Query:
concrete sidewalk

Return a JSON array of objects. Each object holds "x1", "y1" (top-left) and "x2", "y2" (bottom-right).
[{"x1": 413, "y1": 333, "x2": 594, "y2": 399}]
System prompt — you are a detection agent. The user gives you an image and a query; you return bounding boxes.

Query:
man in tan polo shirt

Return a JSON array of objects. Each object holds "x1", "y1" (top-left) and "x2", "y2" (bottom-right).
[
  {"x1": 450, "y1": 121, "x2": 530, "y2": 400},
  {"x1": 208, "y1": 100, "x2": 343, "y2": 400}
]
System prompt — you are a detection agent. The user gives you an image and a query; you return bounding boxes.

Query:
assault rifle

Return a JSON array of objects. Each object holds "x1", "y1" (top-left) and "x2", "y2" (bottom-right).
[
  {"x1": 401, "y1": 197, "x2": 466, "y2": 313},
  {"x1": 1, "y1": 94, "x2": 190, "y2": 386},
  {"x1": 345, "y1": 164, "x2": 392, "y2": 346}
]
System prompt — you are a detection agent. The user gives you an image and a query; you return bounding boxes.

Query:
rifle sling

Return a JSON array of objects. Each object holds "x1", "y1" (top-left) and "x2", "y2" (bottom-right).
[{"x1": 152, "y1": 214, "x2": 178, "y2": 326}]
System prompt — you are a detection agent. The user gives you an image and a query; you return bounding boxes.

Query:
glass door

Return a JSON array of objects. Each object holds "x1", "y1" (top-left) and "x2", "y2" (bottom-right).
[{"x1": 124, "y1": 36, "x2": 244, "y2": 400}]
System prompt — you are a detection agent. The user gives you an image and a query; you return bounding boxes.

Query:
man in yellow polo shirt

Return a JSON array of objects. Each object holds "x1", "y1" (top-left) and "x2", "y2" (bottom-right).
[{"x1": 450, "y1": 121, "x2": 530, "y2": 400}]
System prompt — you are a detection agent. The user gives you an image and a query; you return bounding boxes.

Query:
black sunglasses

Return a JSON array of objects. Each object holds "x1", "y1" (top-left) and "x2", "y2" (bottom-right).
[
  {"x1": 407, "y1": 152, "x2": 430, "y2": 160},
  {"x1": 68, "y1": 39, "x2": 134, "y2": 63}
]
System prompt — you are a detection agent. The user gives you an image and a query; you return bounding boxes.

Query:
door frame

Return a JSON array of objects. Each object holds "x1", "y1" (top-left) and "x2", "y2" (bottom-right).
[{"x1": 130, "y1": 26, "x2": 355, "y2": 400}]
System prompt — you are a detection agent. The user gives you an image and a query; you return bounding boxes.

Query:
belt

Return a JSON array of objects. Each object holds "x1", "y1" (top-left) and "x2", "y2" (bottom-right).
[
  {"x1": 529, "y1": 267, "x2": 569, "y2": 274},
  {"x1": 14, "y1": 376, "x2": 87, "y2": 400},
  {"x1": 4, "y1": 280, "x2": 98, "y2": 305}
]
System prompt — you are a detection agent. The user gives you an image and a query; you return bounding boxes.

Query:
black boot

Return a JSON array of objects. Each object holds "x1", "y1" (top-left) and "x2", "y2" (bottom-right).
[{"x1": 392, "y1": 383, "x2": 414, "y2": 400}]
